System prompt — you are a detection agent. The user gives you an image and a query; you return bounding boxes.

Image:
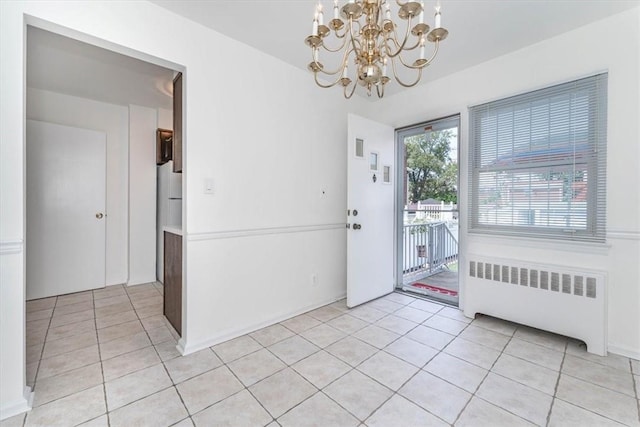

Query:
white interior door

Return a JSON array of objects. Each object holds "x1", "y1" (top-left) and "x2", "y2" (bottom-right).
[
  {"x1": 347, "y1": 113, "x2": 395, "y2": 307},
  {"x1": 27, "y1": 120, "x2": 107, "y2": 300}
]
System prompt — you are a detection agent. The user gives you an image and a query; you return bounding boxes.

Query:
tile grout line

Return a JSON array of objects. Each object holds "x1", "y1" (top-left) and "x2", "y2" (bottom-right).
[
  {"x1": 25, "y1": 292, "x2": 107, "y2": 425},
  {"x1": 90, "y1": 289, "x2": 111, "y2": 427},
  {"x1": 25, "y1": 291, "x2": 121, "y2": 426},
  {"x1": 345, "y1": 305, "x2": 451, "y2": 425},
  {"x1": 277, "y1": 303, "x2": 408, "y2": 424},
  {"x1": 87, "y1": 284, "x2": 183, "y2": 425},
  {"x1": 210, "y1": 345, "x2": 285, "y2": 425},
  {"x1": 304, "y1": 299, "x2": 454, "y2": 425},
  {"x1": 449, "y1": 319, "x2": 518, "y2": 425},
  {"x1": 632, "y1": 358, "x2": 640, "y2": 425},
  {"x1": 544, "y1": 338, "x2": 568, "y2": 426},
  {"x1": 260, "y1": 309, "x2": 379, "y2": 424},
  {"x1": 22, "y1": 296, "x2": 57, "y2": 427},
  {"x1": 125, "y1": 283, "x2": 192, "y2": 424},
  {"x1": 201, "y1": 295, "x2": 419, "y2": 425},
  {"x1": 21, "y1": 285, "x2": 172, "y2": 426},
  {"x1": 27, "y1": 296, "x2": 58, "y2": 392}
]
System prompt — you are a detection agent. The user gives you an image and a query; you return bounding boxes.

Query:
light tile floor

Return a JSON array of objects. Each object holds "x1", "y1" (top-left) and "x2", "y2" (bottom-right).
[{"x1": 3, "y1": 285, "x2": 640, "y2": 426}]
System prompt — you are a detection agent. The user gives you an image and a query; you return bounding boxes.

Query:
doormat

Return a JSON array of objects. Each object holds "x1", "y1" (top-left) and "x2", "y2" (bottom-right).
[{"x1": 412, "y1": 283, "x2": 458, "y2": 297}]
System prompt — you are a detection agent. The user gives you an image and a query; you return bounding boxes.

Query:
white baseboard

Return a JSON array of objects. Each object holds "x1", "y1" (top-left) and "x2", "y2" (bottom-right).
[
  {"x1": 0, "y1": 387, "x2": 32, "y2": 421},
  {"x1": 607, "y1": 343, "x2": 640, "y2": 361},
  {"x1": 180, "y1": 294, "x2": 347, "y2": 355},
  {"x1": 176, "y1": 338, "x2": 187, "y2": 356}
]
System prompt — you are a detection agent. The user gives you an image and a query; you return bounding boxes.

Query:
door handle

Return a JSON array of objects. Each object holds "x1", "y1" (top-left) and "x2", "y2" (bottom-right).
[
  {"x1": 96, "y1": 213, "x2": 104, "y2": 219},
  {"x1": 353, "y1": 223, "x2": 362, "y2": 230}
]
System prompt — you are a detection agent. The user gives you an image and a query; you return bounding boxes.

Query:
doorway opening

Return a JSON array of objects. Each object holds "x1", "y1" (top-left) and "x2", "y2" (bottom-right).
[
  {"x1": 24, "y1": 24, "x2": 186, "y2": 396},
  {"x1": 395, "y1": 115, "x2": 460, "y2": 306}
]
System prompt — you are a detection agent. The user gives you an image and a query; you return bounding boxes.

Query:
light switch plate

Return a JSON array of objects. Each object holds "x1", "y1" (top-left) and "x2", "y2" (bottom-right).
[{"x1": 204, "y1": 178, "x2": 214, "y2": 194}]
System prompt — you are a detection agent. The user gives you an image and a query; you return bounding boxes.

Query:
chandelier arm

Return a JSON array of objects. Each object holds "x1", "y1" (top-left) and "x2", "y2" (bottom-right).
[
  {"x1": 319, "y1": 35, "x2": 350, "y2": 53},
  {"x1": 384, "y1": 15, "x2": 414, "y2": 58},
  {"x1": 315, "y1": 47, "x2": 355, "y2": 76},
  {"x1": 395, "y1": 51, "x2": 424, "y2": 70},
  {"x1": 376, "y1": 83, "x2": 385, "y2": 98},
  {"x1": 390, "y1": 56, "x2": 423, "y2": 87},
  {"x1": 333, "y1": 25, "x2": 349, "y2": 39},
  {"x1": 426, "y1": 39, "x2": 441, "y2": 63},
  {"x1": 394, "y1": 39, "x2": 440, "y2": 70},
  {"x1": 345, "y1": 16, "x2": 361, "y2": 66},
  {"x1": 384, "y1": 33, "x2": 420, "y2": 54},
  {"x1": 343, "y1": 80, "x2": 358, "y2": 99},
  {"x1": 313, "y1": 71, "x2": 344, "y2": 89}
]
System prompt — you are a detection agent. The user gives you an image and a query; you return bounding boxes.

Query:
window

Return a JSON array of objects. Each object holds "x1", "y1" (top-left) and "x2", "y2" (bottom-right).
[{"x1": 469, "y1": 74, "x2": 607, "y2": 242}]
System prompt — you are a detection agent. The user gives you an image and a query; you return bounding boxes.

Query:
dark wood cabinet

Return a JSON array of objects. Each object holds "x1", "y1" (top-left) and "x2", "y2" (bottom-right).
[
  {"x1": 163, "y1": 231, "x2": 182, "y2": 336},
  {"x1": 172, "y1": 72, "x2": 183, "y2": 173},
  {"x1": 156, "y1": 128, "x2": 173, "y2": 165}
]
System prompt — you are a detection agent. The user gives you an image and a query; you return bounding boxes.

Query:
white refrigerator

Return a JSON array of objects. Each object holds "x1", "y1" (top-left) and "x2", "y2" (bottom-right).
[{"x1": 156, "y1": 161, "x2": 182, "y2": 282}]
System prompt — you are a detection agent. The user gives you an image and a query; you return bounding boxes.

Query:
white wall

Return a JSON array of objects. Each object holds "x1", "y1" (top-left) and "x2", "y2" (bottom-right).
[
  {"x1": 128, "y1": 104, "x2": 158, "y2": 285},
  {"x1": 26, "y1": 88, "x2": 129, "y2": 286},
  {"x1": 363, "y1": 7, "x2": 640, "y2": 358},
  {"x1": 0, "y1": 1, "x2": 365, "y2": 418}
]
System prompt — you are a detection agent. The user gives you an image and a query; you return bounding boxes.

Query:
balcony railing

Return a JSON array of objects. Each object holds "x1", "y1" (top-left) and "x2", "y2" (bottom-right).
[{"x1": 402, "y1": 216, "x2": 458, "y2": 284}]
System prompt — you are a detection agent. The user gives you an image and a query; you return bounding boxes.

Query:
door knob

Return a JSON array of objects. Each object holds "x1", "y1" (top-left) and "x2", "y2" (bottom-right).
[
  {"x1": 353, "y1": 223, "x2": 362, "y2": 230},
  {"x1": 96, "y1": 213, "x2": 104, "y2": 219}
]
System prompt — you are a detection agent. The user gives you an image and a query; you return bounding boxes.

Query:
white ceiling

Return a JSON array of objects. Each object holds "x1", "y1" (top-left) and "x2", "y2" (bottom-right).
[
  {"x1": 150, "y1": 0, "x2": 638, "y2": 97},
  {"x1": 27, "y1": 26, "x2": 175, "y2": 109},
  {"x1": 26, "y1": 1, "x2": 638, "y2": 104}
]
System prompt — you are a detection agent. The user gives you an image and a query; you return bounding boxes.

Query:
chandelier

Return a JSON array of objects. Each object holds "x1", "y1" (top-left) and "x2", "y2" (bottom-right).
[{"x1": 305, "y1": 0, "x2": 448, "y2": 98}]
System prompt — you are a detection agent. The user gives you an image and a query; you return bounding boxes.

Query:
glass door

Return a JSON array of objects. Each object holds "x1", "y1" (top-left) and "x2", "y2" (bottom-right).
[{"x1": 395, "y1": 115, "x2": 460, "y2": 306}]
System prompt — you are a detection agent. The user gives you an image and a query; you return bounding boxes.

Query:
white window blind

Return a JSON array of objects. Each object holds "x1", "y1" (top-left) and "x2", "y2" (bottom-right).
[{"x1": 469, "y1": 74, "x2": 607, "y2": 242}]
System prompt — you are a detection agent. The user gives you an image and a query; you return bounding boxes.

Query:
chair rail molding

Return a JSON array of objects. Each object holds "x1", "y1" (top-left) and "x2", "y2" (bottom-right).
[
  {"x1": 187, "y1": 223, "x2": 346, "y2": 242},
  {"x1": 0, "y1": 239, "x2": 23, "y2": 255},
  {"x1": 606, "y1": 228, "x2": 640, "y2": 241}
]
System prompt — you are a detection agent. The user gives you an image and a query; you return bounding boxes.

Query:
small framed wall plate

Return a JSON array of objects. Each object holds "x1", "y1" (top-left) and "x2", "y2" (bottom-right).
[
  {"x1": 355, "y1": 138, "x2": 364, "y2": 158},
  {"x1": 383, "y1": 165, "x2": 391, "y2": 184},
  {"x1": 156, "y1": 128, "x2": 173, "y2": 165},
  {"x1": 369, "y1": 151, "x2": 379, "y2": 171}
]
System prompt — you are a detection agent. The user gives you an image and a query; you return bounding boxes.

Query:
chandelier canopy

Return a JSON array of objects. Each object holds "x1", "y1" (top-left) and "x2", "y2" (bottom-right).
[{"x1": 305, "y1": 0, "x2": 448, "y2": 99}]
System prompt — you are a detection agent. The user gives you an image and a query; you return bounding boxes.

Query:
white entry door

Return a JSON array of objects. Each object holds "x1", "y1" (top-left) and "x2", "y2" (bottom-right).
[
  {"x1": 26, "y1": 120, "x2": 107, "y2": 300},
  {"x1": 347, "y1": 114, "x2": 395, "y2": 308}
]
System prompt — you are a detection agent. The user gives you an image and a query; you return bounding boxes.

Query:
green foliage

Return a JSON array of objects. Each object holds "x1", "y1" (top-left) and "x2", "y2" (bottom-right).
[{"x1": 405, "y1": 130, "x2": 457, "y2": 203}]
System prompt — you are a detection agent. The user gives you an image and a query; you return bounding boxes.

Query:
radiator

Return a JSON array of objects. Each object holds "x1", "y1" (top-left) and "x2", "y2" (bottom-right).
[{"x1": 464, "y1": 255, "x2": 607, "y2": 356}]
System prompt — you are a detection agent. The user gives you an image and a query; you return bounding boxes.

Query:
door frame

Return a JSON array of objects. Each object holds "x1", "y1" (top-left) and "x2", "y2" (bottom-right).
[{"x1": 394, "y1": 114, "x2": 462, "y2": 301}]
